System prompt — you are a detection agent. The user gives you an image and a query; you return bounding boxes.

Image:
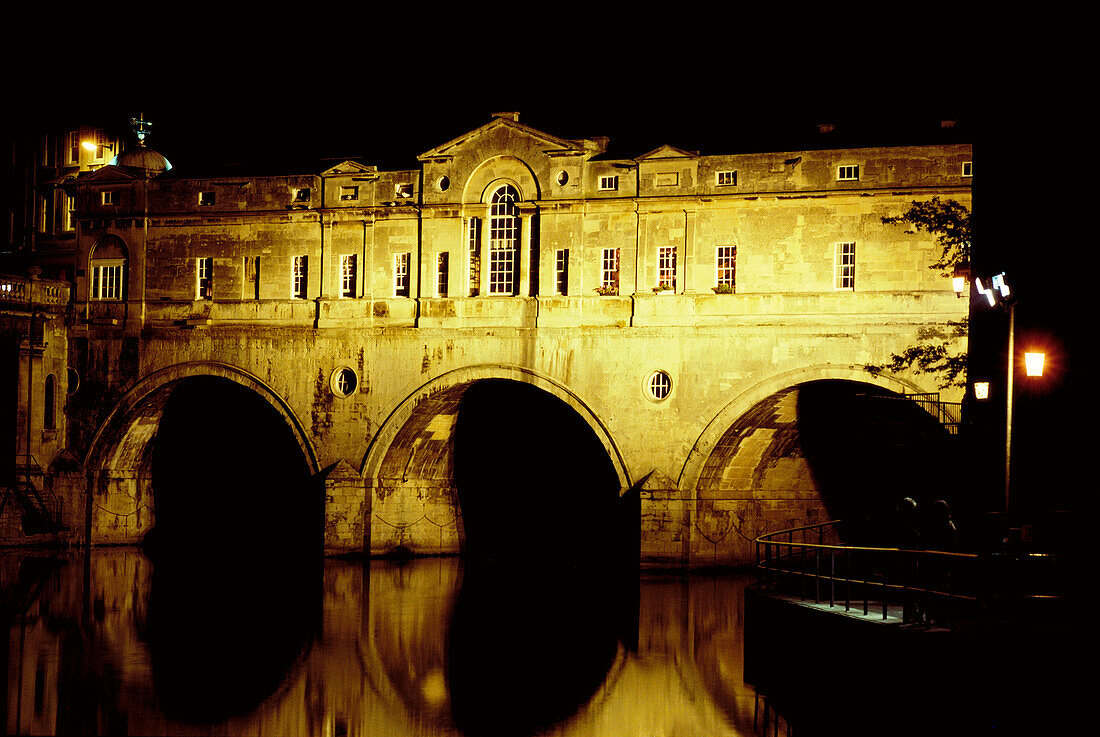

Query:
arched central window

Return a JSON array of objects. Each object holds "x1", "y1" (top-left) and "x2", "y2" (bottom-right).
[{"x1": 488, "y1": 185, "x2": 519, "y2": 295}]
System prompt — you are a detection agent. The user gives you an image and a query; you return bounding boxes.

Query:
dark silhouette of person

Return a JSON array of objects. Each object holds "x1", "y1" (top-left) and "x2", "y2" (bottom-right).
[
  {"x1": 894, "y1": 497, "x2": 921, "y2": 549},
  {"x1": 923, "y1": 499, "x2": 958, "y2": 552}
]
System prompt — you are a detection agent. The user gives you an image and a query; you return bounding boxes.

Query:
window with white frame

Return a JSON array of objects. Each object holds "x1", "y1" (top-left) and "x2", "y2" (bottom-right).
[
  {"x1": 601, "y1": 247, "x2": 620, "y2": 293},
  {"x1": 91, "y1": 260, "x2": 124, "y2": 300},
  {"x1": 834, "y1": 242, "x2": 855, "y2": 290},
  {"x1": 488, "y1": 185, "x2": 519, "y2": 294},
  {"x1": 67, "y1": 131, "x2": 80, "y2": 165},
  {"x1": 292, "y1": 255, "x2": 308, "y2": 299},
  {"x1": 197, "y1": 257, "x2": 214, "y2": 299},
  {"x1": 437, "y1": 252, "x2": 449, "y2": 297},
  {"x1": 467, "y1": 217, "x2": 481, "y2": 296},
  {"x1": 716, "y1": 170, "x2": 737, "y2": 186},
  {"x1": 598, "y1": 175, "x2": 618, "y2": 191},
  {"x1": 341, "y1": 254, "x2": 357, "y2": 298},
  {"x1": 101, "y1": 191, "x2": 118, "y2": 205},
  {"x1": 716, "y1": 246, "x2": 736, "y2": 291},
  {"x1": 658, "y1": 246, "x2": 677, "y2": 291},
  {"x1": 394, "y1": 252, "x2": 411, "y2": 297},
  {"x1": 836, "y1": 164, "x2": 860, "y2": 181},
  {"x1": 340, "y1": 185, "x2": 359, "y2": 201},
  {"x1": 64, "y1": 194, "x2": 75, "y2": 231},
  {"x1": 961, "y1": 161, "x2": 972, "y2": 177},
  {"x1": 555, "y1": 249, "x2": 569, "y2": 295}
]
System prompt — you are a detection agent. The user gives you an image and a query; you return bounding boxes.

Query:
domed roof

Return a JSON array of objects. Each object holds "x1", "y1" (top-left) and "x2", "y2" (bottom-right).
[{"x1": 109, "y1": 145, "x2": 173, "y2": 176}]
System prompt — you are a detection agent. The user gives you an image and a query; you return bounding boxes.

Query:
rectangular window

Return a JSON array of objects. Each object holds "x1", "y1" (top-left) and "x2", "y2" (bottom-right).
[
  {"x1": 67, "y1": 131, "x2": 79, "y2": 165},
  {"x1": 394, "y1": 253, "x2": 410, "y2": 297},
  {"x1": 91, "y1": 260, "x2": 124, "y2": 300},
  {"x1": 37, "y1": 195, "x2": 48, "y2": 233},
  {"x1": 961, "y1": 161, "x2": 972, "y2": 177},
  {"x1": 101, "y1": 191, "x2": 118, "y2": 205},
  {"x1": 467, "y1": 217, "x2": 481, "y2": 297},
  {"x1": 64, "y1": 195, "x2": 75, "y2": 231},
  {"x1": 340, "y1": 185, "x2": 359, "y2": 201},
  {"x1": 555, "y1": 249, "x2": 569, "y2": 295},
  {"x1": 199, "y1": 191, "x2": 215, "y2": 206},
  {"x1": 834, "y1": 242, "x2": 856, "y2": 290},
  {"x1": 601, "y1": 247, "x2": 620, "y2": 293},
  {"x1": 437, "y1": 252, "x2": 450, "y2": 298},
  {"x1": 716, "y1": 170, "x2": 737, "y2": 186},
  {"x1": 395, "y1": 183, "x2": 413, "y2": 199},
  {"x1": 196, "y1": 257, "x2": 213, "y2": 300},
  {"x1": 716, "y1": 245, "x2": 736, "y2": 291},
  {"x1": 244, "y1": 256, "x2": 260, "y2": 299},
  {"x1": 598, "y1": 175, "x2": 619, "y2": 191},
  {"x1": 292, "y1": 255, "x2": 308, "y2": 299},
  {"x1": 341, "y1": 254, "x2": 357, "y2": 298},
  {"x1": 658, "y1": 246, "x2": 677, "y2": 291},
  {"x1": 836, "y1": 164, "x2": 860, "y2": 181},
  {"x1": 294, "y1": 187, "x2": 311, "y2": 202}
]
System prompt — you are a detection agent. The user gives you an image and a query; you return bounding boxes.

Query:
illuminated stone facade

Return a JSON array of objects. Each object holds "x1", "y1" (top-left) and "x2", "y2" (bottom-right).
[{"x1": 4, "y1": 113, "x2": 971, "y2": 565}]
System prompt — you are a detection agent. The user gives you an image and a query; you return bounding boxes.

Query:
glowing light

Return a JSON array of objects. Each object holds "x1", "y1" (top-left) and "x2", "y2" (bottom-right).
[
  {"x1": 1024, "y1": 352, "x2": 1045, "y2": 377},
  {"x1": 974, "y1": 381, "x2": 990, "y2": 400},
  {"x1": 975, "y1": 277, "x2": 996, "y2": 306},
  {"x1": 952, "y1": 275, "x2": 967, "y2": 294},
  {"x1": 991, "y1": 272, "x2": 1011, "y2": 298},
  {"x1": 81, "y1": 141, "x2": 99, "y2": 152}
]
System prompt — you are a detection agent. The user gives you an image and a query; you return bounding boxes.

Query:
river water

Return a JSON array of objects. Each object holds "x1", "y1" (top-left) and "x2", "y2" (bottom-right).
[
  {"x1": 4, "y1": 548, "x2": 790, "y2": 737},
  {"x1": 2, "y1": 547, "x2": 1071, "y2": 736}
]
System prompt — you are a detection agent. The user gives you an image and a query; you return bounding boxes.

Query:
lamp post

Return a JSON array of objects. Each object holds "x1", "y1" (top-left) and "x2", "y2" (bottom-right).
[{"x1": 965, "y1": 272, "x2": 1044, "y2": 514}]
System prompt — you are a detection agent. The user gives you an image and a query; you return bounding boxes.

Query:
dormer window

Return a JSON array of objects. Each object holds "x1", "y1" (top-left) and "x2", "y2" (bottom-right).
[
  {"x1": 395, "y1": 183, "x2": 414, "y2": 199},
  {"x1": 199, "y1": 191, "x2": 215, "y2": 206},
  {"x1": 340, "y1": 186, "x2": 359, "y2": 201},
  {"x1": 836, "y1": 165, "x2": 860, "y2": 181},
  {"x1": 599, "y1": 175, "x2": 618, "y2": 191}
]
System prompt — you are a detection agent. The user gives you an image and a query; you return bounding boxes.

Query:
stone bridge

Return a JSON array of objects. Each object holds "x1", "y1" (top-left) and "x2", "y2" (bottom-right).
[{"x1": 8, "y1": 113, "x2": 971, "y2": 566}]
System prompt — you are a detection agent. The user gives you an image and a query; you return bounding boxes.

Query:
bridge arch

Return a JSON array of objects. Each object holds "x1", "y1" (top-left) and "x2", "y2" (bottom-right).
[
  {"x1": 676, "y1": 364, "x2": 954, "y2": 565},
  {"x1": 362, "y1": 364, "x2": 630, "y2": 557},
  {"x1": 82, "y1": 361, "x2": 320, "y2": 547}
]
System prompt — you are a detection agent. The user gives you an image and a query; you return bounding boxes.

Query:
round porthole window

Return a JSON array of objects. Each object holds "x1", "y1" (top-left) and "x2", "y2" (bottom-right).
[
  {"x1": 645, "y1": 370, "x2": 673, "y2": 402},
  {"x1": 330, "y1": 367, "x2": 358, "y2": 398},
  {"x1": 557, "y1": 170, "x2": 569, "y2": 186},
  {"x1": 437, "y1": 175, "x2": 450, "y2": 192}
]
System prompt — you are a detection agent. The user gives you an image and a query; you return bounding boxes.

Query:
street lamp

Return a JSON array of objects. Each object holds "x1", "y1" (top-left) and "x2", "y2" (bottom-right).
[{"x1": 971, "y1": 272, "x2": 1044, "y2": 513}]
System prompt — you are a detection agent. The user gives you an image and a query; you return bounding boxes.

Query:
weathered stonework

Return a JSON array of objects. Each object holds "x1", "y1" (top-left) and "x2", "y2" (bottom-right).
[{"x1": 5, "y1": 113, "x2": 970, "y2": 565}]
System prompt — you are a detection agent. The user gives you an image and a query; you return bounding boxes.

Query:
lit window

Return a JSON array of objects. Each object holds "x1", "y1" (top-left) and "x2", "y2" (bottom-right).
[
  {"x1": 292, "y1": 255, "x2": 308, "y2": 299},
  {"x1": 340, "y1": 186, "x2": 359, "y2": 201},
  {"x1": 91, "y1": 260, "x2": 124, "y2": 300},
  {"x1": 646, "y1": 370, "x2": 673, "y2": 401},
  {"x1": 836, "y1": 165, "x2": 860, "y2": 181},
  {"x1": 555, "y1": 249, "x2": 569, "y2": 295},
  {"x1": 600, "y1": 247, "x2": 620, "y2": 294},
  {"x1": 437, "y1": 252, "x2": 449, "y2": 297},
  {"x1": 394, "y1": 252, "x2": 410, "y2": 297},
  {"x1": 64, "y1": 195, "x2": 75, "y2": 231},
  {"x1": 395, "y1": 183, "x2": 413, "y2": 199},
  {"x1": 199, "y1": 191, "x2": 215, "y2": 206},
  {"x1": 716, "y1": 246, "x2": 736, "y2": 291},
  {"x1": 67, "y1": 131, "x2": 80, "y2": 165},
  {"x1": 658, "y1": 246, "x2": 677, "y2": 291},
  {"x1": 716, "y1": 170, "x2": 737, "y2": 186},
  {"x1": 599, "y1": 175, "x2": 618, "y2": 191},
  {"x1": 196, "y1": 257, "x2": 213, "y2": 299},
  {"x1": 467, "y1": 217, "x2": 481, "y2": 297},
  {"x1": 341, "y1": 254, "x2": 357, "y2": 298},
  {"x1": 488, "y1": 185, "x2": 519, "y2": 295},
  {"x1": 101, "y1": 191, "x2": 118, "y2": 205},
  {"x1": 834, "y1": 242, "x2": 855, "y2": 290},
  {"x1": 961, "y1": 161, "x2": 972, "y2": 177}
]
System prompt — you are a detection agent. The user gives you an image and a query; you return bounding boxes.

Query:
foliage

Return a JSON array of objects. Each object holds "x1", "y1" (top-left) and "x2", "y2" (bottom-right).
[
  {"x1": 712, "y1": 284, "x2": 734, "y2": 294},
  {"x1": 864, "y1": 320, "x2": 969, "y2": 389},
  {"x1": 653, "y1": 283, "x2": 673, "y2": 293},
  {"x1": 881, "y1": 196, "x2": 971, "y2": 271},
  {"x1": 593, "y1": 285, "x2": 618, "y2": 296}
]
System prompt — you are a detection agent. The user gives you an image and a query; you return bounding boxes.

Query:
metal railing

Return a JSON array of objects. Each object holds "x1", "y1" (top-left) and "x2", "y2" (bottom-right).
[
  {"x1": 6, "y1": 455, "x2": 64, "y2": 533},
  {"x1": 755, "y1": 520, "x2": 1066, "y2": 628}
]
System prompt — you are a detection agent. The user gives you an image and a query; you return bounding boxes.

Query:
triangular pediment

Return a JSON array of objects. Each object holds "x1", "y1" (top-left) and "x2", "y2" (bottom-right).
[
  {"x1": 418, "y1": 114, "x2": 588, "y2": 161},
  {"x1": 78, "y1": 165, "x2": 145, "y2": 183},
  {"x1": 321, "y1": 160, "x2": 379, "y2": 177},
  {"x1": 637, "y1": 145, "x2": 699, "y2": 161}
]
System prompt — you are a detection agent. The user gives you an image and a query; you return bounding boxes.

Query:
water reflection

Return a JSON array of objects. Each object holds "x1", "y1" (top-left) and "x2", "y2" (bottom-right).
[{"x1": 3, "y1": 549, "x2": 771, "y2": 736}]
